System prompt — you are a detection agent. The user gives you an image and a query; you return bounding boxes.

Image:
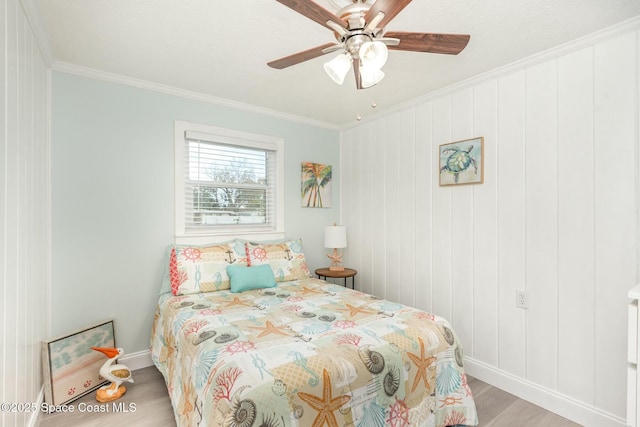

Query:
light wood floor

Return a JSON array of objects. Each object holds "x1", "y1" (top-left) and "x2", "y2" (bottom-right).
[
  {"x1": 39, "y1": 366, "x2": 582, "y2": 426},
  {"x1": 466, "y1": 375, "x2": 581, "y2": 427}
]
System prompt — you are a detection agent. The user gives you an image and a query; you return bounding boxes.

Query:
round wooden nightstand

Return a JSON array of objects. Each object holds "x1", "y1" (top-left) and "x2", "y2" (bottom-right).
[{"x1": 315, "y1": 267, "x2": 357, "y2": 289}]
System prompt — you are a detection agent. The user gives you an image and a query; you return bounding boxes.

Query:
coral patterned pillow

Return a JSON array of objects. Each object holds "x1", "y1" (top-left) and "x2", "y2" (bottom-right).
[
  {"x1": 245, "y1": 239, "x2": 310, "y2": 282},
  {"x1": 169, "y1": 241, "x2": 248, "y2": 295}
]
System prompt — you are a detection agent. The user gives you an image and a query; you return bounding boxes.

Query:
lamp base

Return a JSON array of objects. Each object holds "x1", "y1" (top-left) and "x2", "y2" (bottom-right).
[{"x1": 329, "y1": 266, "x2": 345, "y2": 271}]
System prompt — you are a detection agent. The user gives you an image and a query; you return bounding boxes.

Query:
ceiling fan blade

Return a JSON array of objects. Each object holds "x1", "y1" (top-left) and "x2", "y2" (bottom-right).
[
  {"x1": 364, "y1": 0, "x2": 413, "y2": 29},
  {"x1": 385, "y1": 31, "x2": 470, "y2": 54},
  {"x1": 268, "y1": 43, "x2": 338, "y2": 69},
  {"x1": 276, "y1": 0, "x2": 347, "y2": 32},
  {"x1": 364, "y1": 11, "x2": 385, "y2": 33},
  {"x1": 378, "y1": 37, "x2": 400, "y2": 46},
  {"x1": 322, "y1": 44, "x2": 344, "y2": 54}
]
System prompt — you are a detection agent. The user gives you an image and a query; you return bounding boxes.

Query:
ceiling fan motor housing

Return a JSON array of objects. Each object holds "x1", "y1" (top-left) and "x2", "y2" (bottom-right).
[
  {"x1": 338, "y1": 3, "x2": 371, "y2": 32},
  {"x1": 344, "y1": 32, "x2": 372, "y2": 59}
]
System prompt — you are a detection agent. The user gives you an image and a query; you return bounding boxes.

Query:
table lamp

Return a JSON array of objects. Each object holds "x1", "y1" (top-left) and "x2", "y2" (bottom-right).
[{"x1": 324, "y1": 224, "x2": 347, "y2": 271}]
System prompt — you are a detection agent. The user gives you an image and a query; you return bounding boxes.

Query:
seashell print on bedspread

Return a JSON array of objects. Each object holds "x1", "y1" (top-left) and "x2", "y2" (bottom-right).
[{"x1": 150, "y1": 278, "x2": 478, "y2": 427}]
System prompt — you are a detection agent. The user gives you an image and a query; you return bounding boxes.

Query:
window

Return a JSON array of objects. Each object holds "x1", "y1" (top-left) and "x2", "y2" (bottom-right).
[{"x1": 175, "y1": 121, "x2": 284, "y2": 239}]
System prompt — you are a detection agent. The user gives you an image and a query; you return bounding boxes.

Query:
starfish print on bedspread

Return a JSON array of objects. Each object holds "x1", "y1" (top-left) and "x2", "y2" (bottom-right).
[
  {"x1": 297, "y1": 368, "x2": 351, "y2": 427},
  {"x1": 406, "y1": 337, "x2": 436, "y2": 393},
  {"x1": 224, "y1": 297, "x2": 252, "y2": 308},
  {"x1": 248, "y1": 320, "x2": 290, "y2": 338},
  {"x1": 300, "y1": 286, "x2": 322, "y2": 295},
  {"x1": 336, "y1": 303, "x2": 375, "y2": 318}
]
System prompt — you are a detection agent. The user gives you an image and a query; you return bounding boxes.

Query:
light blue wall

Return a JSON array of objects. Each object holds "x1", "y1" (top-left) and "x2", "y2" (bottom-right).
[{"x1": 51, "y1": 72, "x2": 340, "y2": 353}]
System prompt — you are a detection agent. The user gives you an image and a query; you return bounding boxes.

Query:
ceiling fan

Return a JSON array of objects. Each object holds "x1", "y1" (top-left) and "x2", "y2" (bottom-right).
[{"x1": 268, "y1": 0, "x2": 470, "y2": 89}]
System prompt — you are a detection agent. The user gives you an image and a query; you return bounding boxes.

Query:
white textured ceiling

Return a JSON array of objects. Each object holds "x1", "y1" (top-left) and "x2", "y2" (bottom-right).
[{"x1": 36, "y1": 0, "x2": 640, "y2": 127}]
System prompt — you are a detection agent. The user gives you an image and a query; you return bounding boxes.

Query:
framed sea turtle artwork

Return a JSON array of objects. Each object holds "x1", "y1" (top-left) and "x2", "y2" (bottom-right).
[{"x1": 439, "y1": 137, "x2": 484, "y2": 186}]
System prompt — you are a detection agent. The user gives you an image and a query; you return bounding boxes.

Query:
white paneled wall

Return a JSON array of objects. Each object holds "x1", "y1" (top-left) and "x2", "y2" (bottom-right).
[
  {"x1": 1, "y1": 0, "x2": 50, "y2": 426},
  {"x1": 341, "y1": 27, "x2": 639, "y2": 425}
]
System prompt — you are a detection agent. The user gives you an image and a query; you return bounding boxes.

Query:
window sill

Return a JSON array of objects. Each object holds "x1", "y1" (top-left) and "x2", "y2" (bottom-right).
[{"x1": 175, "y1": 230, "x2": 286, "y2": 245}]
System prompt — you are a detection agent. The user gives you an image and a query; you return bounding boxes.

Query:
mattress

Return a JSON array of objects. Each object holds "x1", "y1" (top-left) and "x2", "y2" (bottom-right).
[{"x1": 150, "y1": 277, "x2": 478, "y2": 426}]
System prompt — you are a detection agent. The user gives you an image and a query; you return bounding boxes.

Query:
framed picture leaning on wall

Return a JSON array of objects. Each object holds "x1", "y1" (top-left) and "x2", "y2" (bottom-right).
[{"x1": 42, "y1": 319, "x2": 116, "y2": 405}]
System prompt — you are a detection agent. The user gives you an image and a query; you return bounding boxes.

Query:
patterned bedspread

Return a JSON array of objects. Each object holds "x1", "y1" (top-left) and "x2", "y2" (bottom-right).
[{"x1": 150, "y1": 278, "x2": 478, "y2": 427}]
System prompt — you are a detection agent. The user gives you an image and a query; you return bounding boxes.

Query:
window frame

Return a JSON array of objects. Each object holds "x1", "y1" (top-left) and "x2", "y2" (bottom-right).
[{"x1": 174, "y1": 120, "x2": 285, "y2": 244}]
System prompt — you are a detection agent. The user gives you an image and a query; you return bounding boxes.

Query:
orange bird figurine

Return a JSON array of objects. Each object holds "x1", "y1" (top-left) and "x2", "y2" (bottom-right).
[{"x1": 91, "y1": 347, "x2": 134, "y2": 402}]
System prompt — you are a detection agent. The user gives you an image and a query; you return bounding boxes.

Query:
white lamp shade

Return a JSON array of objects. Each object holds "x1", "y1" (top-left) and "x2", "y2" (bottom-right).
[
  {"x1": 359, "y1": 41, "x2": 388, "y2": 69},
  {"x1": 324, "y1": 53, "x2": 352, "y2": 85},
  {"x1": 360, "y1": 65, "x2": 385, "y2": 88},
  {"x1": 324, "y1": 225, "x2": 347, "y2": 249}
]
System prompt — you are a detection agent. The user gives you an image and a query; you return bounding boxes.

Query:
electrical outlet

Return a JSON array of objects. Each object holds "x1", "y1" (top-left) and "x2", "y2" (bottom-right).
[{"x1": 516, "y1": 290, "x2": 529, "y2": 309}]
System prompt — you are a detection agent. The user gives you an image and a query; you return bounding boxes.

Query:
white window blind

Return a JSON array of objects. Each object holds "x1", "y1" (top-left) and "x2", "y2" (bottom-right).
[{"x1": 175, "y1": 121, "x2": 284, "y2": 239}]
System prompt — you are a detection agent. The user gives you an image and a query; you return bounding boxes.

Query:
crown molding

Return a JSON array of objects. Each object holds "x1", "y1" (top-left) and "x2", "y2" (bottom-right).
[
  {"x1": 20, "y1": 0, "x2": 336, "y2": 130},
  {"x1": 340, "y1": 14, "x2": 640, "y2": 130},
  {"x1": 25, "y1": 0, "x2": 640, "y2": 133},
  {"x1": 20, "y1": 0, "x2": 53, "y2": 66},
  {"x1": 51, "y1": 62, "x2": 340, "y2": 131}
]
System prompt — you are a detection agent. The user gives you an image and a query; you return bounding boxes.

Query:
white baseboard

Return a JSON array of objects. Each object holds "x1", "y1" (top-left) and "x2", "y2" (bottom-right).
[
  {"x1": 464, "y1": 357, "x2": 626, "y2": 427},
  {"x1": 119, "y1": 349, "x2": 154, "y2": 371}
]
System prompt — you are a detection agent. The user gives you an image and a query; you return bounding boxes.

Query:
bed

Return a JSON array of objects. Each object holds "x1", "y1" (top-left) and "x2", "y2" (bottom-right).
[{"x1": 150, "y1": 239, "x2": 478, "y2": 427}]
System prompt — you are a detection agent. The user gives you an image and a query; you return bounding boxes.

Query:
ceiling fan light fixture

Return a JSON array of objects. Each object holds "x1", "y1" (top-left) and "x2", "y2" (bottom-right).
[
  {"x1": 359, "y1": 41, "x2": 388, "y2": 69},
  {"x1": 360, "y1": 65, "x2": 385, "y2": 88},
  {"x1": 324, "y1": 53, "x2": 353, "y2": 85}
]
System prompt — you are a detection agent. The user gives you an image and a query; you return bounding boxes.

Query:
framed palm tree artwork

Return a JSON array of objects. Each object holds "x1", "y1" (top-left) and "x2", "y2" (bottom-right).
[{"x1": 301, "y1": 162, "x2": 332, "y2": 207}]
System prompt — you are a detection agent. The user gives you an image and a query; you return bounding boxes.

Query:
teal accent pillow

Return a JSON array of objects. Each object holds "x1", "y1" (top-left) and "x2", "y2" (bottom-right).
[{"x1": 227, "y1": 264, "x2": 277, "y2": 293}]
